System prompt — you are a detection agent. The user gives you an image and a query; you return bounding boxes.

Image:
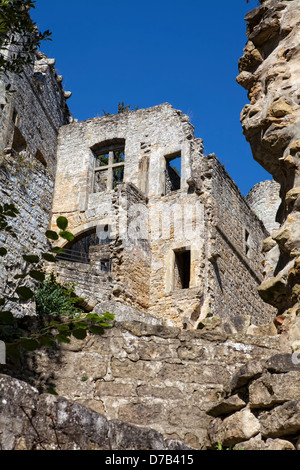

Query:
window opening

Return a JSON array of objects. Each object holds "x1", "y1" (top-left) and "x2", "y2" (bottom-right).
[
  {"x1": 12, "y1": 109, "x2": 18, "y2": 125},
  {"x1": 35, "y1": 149, "x2": 47, "y2": 167},
  {"x1": 57, "y1": 231, "x2": 100, "y2": 264},
  {"x1": 101, "y1": 259, "x2": 111, "y2": 272},
  {"x1": 93, "y1": 144, "x2": 125, "y2": 192},
  {"x1": 244, "y1": 229, "x2": 250, "y2": 257},
  {"x1": 174, "y1": 249, "x2": 191, "y2": 290},
  {"x1": 165, "y1": 152, "x2": 181, "y2": 194},
  {"x1": 100, "y1": 224, "x2": 112, "y2": 245},
  {"x1": 12, "y1": 126, "x2": 26, "y2": 155}
]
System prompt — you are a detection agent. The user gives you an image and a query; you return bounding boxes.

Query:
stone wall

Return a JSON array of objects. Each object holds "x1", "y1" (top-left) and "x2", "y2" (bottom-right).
[
  {"x1": 0, "y1": 373, "x2": 190, "y2": 450},
  {"x1": 6, "y1": 320, "x2": 280, "y2": 450},
  {"x1": 208, "y1": 353, "x2": 300, "y2": 450},
  {"x1": 0, "y1": 52, "x2": 71, "y2": 316},
  {"x1": 207, "y1": 155, "x2": 276, "y2": 332},
  {"x1": 50, "y1": 103, "x2": 275, "y2": 332}
]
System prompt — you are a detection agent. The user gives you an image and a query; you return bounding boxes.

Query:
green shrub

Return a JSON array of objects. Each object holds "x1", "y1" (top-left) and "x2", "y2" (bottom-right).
[{"x1": 35, "y1": 273, "x2": 84, "y2": 318}]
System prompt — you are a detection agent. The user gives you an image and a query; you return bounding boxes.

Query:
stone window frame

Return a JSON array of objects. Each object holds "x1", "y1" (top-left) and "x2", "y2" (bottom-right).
[
  {"x1": 244, "y1": 228, "x2": 250, "y2": 258},
  {"x1": 173, "y1": 247, "x2": 191, "y2": 290},
  {"x1": 93, "y1": 143, "x2": 125, "y2": 192},
  {"x1": 164, "y1": 151, "x2": 182, "y2": 195}
]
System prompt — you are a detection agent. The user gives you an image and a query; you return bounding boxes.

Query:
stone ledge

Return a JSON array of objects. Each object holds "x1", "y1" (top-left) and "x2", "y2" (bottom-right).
[{"x1": 0, "y1": 374, "x2": 192, "y2": 450}]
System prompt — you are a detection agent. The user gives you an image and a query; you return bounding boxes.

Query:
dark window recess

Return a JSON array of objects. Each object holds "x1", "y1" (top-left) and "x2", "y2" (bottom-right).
[
  {"x1": 12, "y1": 109, "x2": 18, "y2": 125},
  {"x1": 57, "y1": 232, "x2": 100, "y2": 264},
  {"x1": 244, "y1": 229, "x2": 250, "y2": 257},
  {"x1": 174, "y1": 249, "x2": 191, "y2": 290},
  {"x1": 101, "y1": 259, "x2": 111, "y2": 272},
  {"x1": 165, "y1": 153, "x2": 181, "y2": 194},
  {"x1": 100, "y1": 224, "x2": 111, "y2": 245},
  {"x1": 12, "y1": 126, "x2": 26, "y2": 154},
  {"x1": 35, "y1": 149, "x2": 47, "y2": 167}
]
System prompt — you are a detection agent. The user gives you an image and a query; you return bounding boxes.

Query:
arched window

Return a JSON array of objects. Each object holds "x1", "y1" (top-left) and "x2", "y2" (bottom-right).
[
  {"x1": 91, "y1": 139, "x2": 125, "y2": 192},
  {"x1": 57, "y1": 228, "x2": 112, "y2": 272},
  {"x1": 58, "y1": 229, "x2": 99, "y2": 263}
]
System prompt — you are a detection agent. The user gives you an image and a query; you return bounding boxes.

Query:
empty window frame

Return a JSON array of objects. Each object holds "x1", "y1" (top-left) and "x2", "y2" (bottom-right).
[
  {"x1": 174, "y1": 248, "x2": 191, "y2": 290},
  {"x1": 11, "y1": 126, "x2": 26, "y2": 155},
  {"x1": 57, "y1": 230, "x2": 101, "y2": 264},
  {"x1": 101, "y1": 259, "x2": 111, "y2": 272},
  {"x1": 244, "y1": 229, "x2": 250, "y2": 257},
  {"x1": 93, "y1": 145, "x2": 125, "y2": 192},
  {"x1": 165, "y1": 152, "x2": 181, "y2": 194}
]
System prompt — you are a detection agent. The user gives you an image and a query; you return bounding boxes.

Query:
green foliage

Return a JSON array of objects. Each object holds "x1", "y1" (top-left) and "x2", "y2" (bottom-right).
[
  {"x1": 216, "y1": 443, "x2": 244, "y2": 450},
  {"x1": 0, "y1": 207, "x2": 115, "y2": 360},
  {"x1": 0, "y1": 0, "x2": 52, "y2": 75},
  {"x1": 35, "y1": 273, "x2": 84, "y2": 318},
  {"x1": 102, "y1": 101, "x2": 139, "y2": 117}
]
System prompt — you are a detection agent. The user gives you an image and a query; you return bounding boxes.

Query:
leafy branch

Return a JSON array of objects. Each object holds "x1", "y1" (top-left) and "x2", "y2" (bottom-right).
[
  {"x1": 0, "y1": 0, "x2": 52, "y2": 75},
  {"x1": 0, "y1": 204, "x2": 114, "y2": 360}
]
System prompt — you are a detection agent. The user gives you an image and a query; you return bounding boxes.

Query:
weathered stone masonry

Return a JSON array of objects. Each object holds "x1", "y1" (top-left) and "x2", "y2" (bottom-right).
[
  {"x1": 0, "y1": 52, "x2": 71, "y2": 315},
  {"x1": 51, "y1": 103, "x2": 275, "y2": 333},
  {"x1": 237, "y1": 0, "x2": 300, "y2": 348},
  {"x1": 3, "y1": 3, "x2": 299, "y2": 449}
]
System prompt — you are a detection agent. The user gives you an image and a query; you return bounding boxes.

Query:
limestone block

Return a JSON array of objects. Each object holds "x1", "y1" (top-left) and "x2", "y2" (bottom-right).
[
  {"x1": 207, "y1": 394, "x2": 247, "y2": 418},
  {"x1": 230, "y1": 359, "x2": 265, "y2": 391},
  {"x1": 260, "y1": 400, "x2": 300, "y2": 438},
  {"x1": 208, "y1": 407, "x2": 260, "y2": 448},
  {"x1": 249, "y1": 371, "x2": 300, "y2": 408}
]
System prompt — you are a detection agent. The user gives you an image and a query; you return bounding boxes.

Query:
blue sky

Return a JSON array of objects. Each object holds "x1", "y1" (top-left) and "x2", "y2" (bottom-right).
[{"x1": 31, "y1": 0, "x2": 272, "y2": 196}]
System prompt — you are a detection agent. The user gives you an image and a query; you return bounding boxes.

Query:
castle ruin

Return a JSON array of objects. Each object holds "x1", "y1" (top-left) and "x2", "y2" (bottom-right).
[{"x1": 2, "y1": 0, "x2": 300, "y2": 451}]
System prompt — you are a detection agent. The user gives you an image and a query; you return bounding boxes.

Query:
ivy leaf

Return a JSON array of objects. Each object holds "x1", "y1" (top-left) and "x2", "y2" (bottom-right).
[
  {"x1": 14, "y1": 274, "x2": 27, "y2": 280},
  {"x1": 42, "y1": 253, "x2": 57, "y2": 263},
  {"x1": 0, "y1": 247, "x2": 7, "y2": 257},
  {"x1": 50, "y1": 247, "x2": 64, "y2": 254},
  {"x1": 21, "y1": 338, "x2": 40, "y2": 351},
  {"x1": 0, "y1": 311, "x2": 14, "y2": 325},
  {"x1": 29, "y1": 270, "x2": 45, "y2": 282},
  {"x1": 57, "y1": 323, "x2": 70, "y2": 333},
  {"x1": 102, "y1": 312, "x2": 115, "y2": 321},
  {"x1": 38, "y1": 335, "x2": 55, "y2": 347},
  {"x1": 46, "y1": 230, "x2": 59, "y2": 241},
  {"x1": 56, "y1": 216, "x2": 68, "y2": 231},
  {"x1": 89, "y1": 325, "x2": 104, "y2": 336},
  {"x1": 72, "y1": 321, "x2": 88, "y2": 329},
  {"x1": 72, "y1": 328, "x2": 87, "y2": 340},
  {"x1": 59, "y1": 231, "x2": 74, "y2": 242},
  {"x1": 23, "y1": 254, "x2": 39, "y2": 264},
  {"x1": 16, "y1": 286, "x2": 35, "y2": 300},
  {"x1": 55, "y1": 334, "x2": 71, "y2": 344}
]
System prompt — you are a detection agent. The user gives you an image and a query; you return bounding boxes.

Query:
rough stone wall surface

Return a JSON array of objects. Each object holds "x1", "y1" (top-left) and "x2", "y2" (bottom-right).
[
  {"x1": 246, "y1": 180, "x2": 281, "y2": 234},
  {"x1": 51, "y1": 103, "x2": 274, "y2": 331},
  {"x1": 207, "y1": 353, "x2": 300, "y2": 450},
  {"x1": 237, "y1": 0, "x2": 300, "y2": 347},
  {"x1": 0, "y1": 53, "x2": 70, "y2": 316},
  {"x1": 5, "y1": 321, "x2": 280, "y2": 450},
  {"x1": 0, "y1": 373, "x2": 190, "y2": 450},
  {"x1": 208, "y1": 156, "x2": 276, "y2": 332}
]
